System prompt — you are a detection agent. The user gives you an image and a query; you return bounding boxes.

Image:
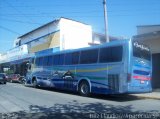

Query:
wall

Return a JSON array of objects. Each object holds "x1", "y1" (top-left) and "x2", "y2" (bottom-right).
[
  {"x1": 20, "y1": 21, "x2": 60, "y2": 46},
  {"x1": 142, "y1": 37, "x2": 160, "y2": 54},
  {"x1": 60, "y1": 18, "x2": 92, "y2": 50},
  {"x1": 49, "y1": 32, "x2": 60, "y2": 48},
  {"x1": 29, "y1": 31, "x2": 60, "y2": 53},
  {"x1": 18, "y1": 18, "x2": 92, "y2": 53},
  {"x1": 152, "y1": 54, "x2": 160, "y2": 89},
  {"x1": 137, "y1": 25, "x2": 160, "y2": 35}
]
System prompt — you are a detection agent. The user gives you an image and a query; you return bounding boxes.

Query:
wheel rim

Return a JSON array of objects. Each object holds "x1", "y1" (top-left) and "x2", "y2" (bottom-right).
[{"x1": 81, "y1": 83, "x2": 89, "y2": 95}]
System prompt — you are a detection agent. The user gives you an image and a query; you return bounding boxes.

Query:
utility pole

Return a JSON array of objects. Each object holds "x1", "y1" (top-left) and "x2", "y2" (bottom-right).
[{"x1": 103, "y1": 0, "x2": 109, "y2": 42}]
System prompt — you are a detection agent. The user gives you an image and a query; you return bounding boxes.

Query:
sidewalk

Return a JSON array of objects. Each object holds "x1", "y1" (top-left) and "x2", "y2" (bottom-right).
[{"x1": 131, "y1": 89, "x2": 160, "y2": 100}]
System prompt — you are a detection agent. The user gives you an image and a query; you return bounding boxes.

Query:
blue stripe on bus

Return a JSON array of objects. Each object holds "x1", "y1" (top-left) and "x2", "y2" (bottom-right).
[
  {"x1": 91, "y1": 81, "x2": 110, "y2": 88},
  {"x1": 134, "y1": 64, "x2": 150, "y2": 69},
  {"x1": 133, "y1": 70, "x2": 150, "y2": 75},
  {"x1": 50, "y1": 78, "x2": 78, "y2": 82}
]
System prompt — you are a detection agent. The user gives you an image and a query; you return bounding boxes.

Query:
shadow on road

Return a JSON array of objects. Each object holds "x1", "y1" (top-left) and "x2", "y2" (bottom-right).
[
  {"x1": 1, "y1": 100, "x2": 158, "y2": 119},
  {"x1": 35, "y1": 87, "x2": 145, "y2": 102}
]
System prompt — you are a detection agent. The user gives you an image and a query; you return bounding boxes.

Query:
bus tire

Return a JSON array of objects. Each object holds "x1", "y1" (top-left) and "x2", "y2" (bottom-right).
[{"x1": 78, "y1": 81, "x2": 90, "y2": 97}]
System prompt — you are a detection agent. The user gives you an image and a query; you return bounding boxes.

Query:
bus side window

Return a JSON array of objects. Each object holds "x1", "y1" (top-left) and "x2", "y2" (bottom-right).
[
  {"x1": 47, "y1": 55, "x2": 53, "y2": 66},
  {"x1": 111, "y1": 46, "x2": 123, "y2": 62},
  {"x1": 99, "y1": 47, "x2": 112, "y2": 63},
  {"x1": 32, "y1": 58, "x2": 35, "y2": 64},
  {"x1": 53, "y1": 54, "x2": 64, "y2": 65},
  {"x1": 65, "y1": 53, "x2": 72, "y2": 65},
  {"x1": 80, "y1": 49, "x2": 98, "y2": 64},
  {"x1": 72, "y1": 52, "x2": 79, "y2": 64},
  {"x1": 65, "y1": 52, "x2": 80, "y2": 65},
  {"x1": 53, "y1": 55, "x2": 59, "y2": 65},
  {"x1": 59, "y1": 54, "x2": 64, "y2": 65},
  {"x1": 43, "y1": 56, "x2": 49, "y2": 66},
  {"x1": 35, "y1": 58, "x2": 40, "y2": 66},
  {"x1": 99, "y1": 46, "x2": 123, "y2": 63},
  {"x1": 39, "y1": 57, "x2": 43, "y2": 66}
]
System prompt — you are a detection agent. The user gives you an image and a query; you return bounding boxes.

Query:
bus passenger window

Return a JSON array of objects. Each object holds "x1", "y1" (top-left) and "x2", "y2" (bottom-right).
[
  {"x1": 39, "y1": 57, "x2": 43, "y2": 66},
  {"x1": 53, "y1": 54, "x2": 64, "y2": 65},
  {"x1": 59, "y1": 54, "x2": 64, "y2": 65},
  {"x1": 47, "y1": 56, "x2": 53, "y2": 66},
  {"x1": 35, "y1": 58, "x2": 40, "y2": 66},
  {"x1": 43, "y1": 56, "x2": 49, "y2": 66},
  {"x1": 72, "y1": 52, "x2": 79, "y2": 64},
  {"x1": 65, "y1": 53, "x2": 72, "y2": 65},
  {"x1": 53, "y1": 55, "x2": 59, "y2": 65},
  {"x1": 99, "y1": 46, "x2": 123, "y2": 63},
  {"x1": 112, "y1": 46, "x2": 123, "y2": 62},
  {"x1": 32, "y1": 58, "x2": 35, "y2": 64},
  {"x1": 65, "y1": 52, "x2": 79, "y2": 65},
  {"x1": 80, "y1": 49, "x2": 98, "y2": 64}
]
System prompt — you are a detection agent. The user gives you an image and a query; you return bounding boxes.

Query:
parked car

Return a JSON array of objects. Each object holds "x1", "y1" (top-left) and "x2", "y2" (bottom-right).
[
  {"x1": 8, "y1": 74, "x2": 24, "y2": 83},
  {"x1": 0, "y1": 73, "x2": 7, "y2": 84}
]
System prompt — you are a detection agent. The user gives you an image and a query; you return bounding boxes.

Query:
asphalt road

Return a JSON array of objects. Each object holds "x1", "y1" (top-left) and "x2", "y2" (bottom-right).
[{"x1": 0, "y1": 83, "x2": 160, "y2": 119}]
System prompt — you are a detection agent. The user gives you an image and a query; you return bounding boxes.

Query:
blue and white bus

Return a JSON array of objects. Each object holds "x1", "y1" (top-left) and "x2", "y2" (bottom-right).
[{"x1": 25, "y1": 39, "x2": 152, "y2": 96}]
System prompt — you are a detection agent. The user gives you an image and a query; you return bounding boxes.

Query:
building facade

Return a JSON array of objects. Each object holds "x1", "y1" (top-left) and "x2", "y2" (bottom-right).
[{"x1": 15, "y1": 17, "x2": 92, "y2": 53}]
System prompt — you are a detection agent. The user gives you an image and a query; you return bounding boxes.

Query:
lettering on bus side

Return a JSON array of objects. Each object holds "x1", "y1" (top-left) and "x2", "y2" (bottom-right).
[{"x1": 133, "y1": 42, "x2": 149, "y2": 52}]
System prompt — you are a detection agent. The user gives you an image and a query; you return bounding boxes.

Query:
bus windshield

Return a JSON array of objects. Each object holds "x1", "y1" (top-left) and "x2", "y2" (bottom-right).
[{"x1": 133, "y1": 41, "x2": 151, "y2": 61}]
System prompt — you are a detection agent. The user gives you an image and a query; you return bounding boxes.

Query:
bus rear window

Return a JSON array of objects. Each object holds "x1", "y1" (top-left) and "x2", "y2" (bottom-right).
[{"x1": 133, "y1": 41, "x2": 151, "y2": 61}]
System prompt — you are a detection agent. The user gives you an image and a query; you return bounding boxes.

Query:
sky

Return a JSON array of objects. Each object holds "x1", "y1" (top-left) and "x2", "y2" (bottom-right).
[{"x1": 0, "y1": 0, "x2": 160, "y2": 53}]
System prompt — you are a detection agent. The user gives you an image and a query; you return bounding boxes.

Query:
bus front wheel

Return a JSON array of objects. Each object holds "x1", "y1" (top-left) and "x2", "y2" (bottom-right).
[{"x1": 79, "y1": 81, "x2": 90, "y2": 97}]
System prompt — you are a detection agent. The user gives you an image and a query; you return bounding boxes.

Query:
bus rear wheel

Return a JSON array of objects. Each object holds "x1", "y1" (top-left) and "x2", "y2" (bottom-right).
[{"x1": 79, "y1": 81, "x2": 90, "y2": 97}]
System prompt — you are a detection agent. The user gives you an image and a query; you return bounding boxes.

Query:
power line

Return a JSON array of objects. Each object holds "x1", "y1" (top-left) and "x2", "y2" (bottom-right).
[
  {"x1": 0, "y1": 10, "x2": 102, "y2": 15},
  {"x1": 0, "y1": 1, "x2": 160, "y2": 8},
  {"x1": 0, "y1": 25, "x2": 21, "y2": 35},
  {"x1": 0, "y1": 9, "x2": 159, "y2": 17},
  {"x1": 0, "y1": 18, "x2": 43, "y2": 25},
  {"x1": 3, "y1": 0, "x2": 41, "y2": 26},
  {"x1": 0, "y1": 4, "x2": 101, "y2": 8},
  {"x1": 0, "y1": 7, "x2": 160, "y2": 15},
  {"x1": 0, "y1": 25, "x2": 41, "y2": 43}
]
